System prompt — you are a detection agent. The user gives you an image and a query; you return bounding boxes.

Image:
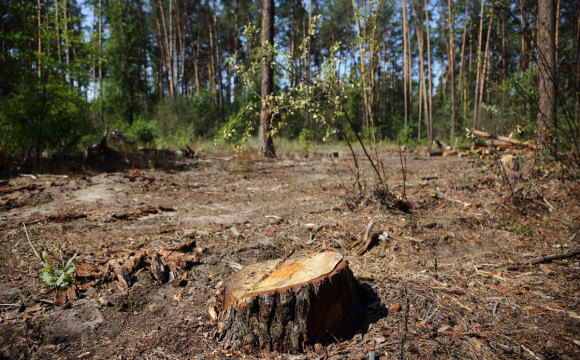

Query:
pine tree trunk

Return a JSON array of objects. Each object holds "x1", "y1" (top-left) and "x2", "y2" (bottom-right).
[
  {"x1": 425, "y1": 0, "x2": 433, "y2": 142},
  {"x1": 206, "y1": 0, "x2": 216, "y2": 100},
  {"x1": 38, "y1": 0, "x2": 42, "y2": 78},
  {"x1": 99, "y1": 0, "x2": 103, "y2": 126},
  {"x1": 402, "y1": 0, "x2": 410, "y2": 129},
  {"x1": 472, "y1": 0, "x2": 485, "y2": 128},
  {"x1": 537, "y1": 0, "x2": 557, "y2": 145},
  {"x1": 258, "y1": 0, "x2": 275, "y2": 158},
  {"x1": 157, "y1": 0, "x2": 174, "y2": 100},
  {"x1": 213, "y1": 0, "x2": 224, "y2": 121},
  {"x1": 447, "y1": 0, "x2": 456, "y2": 139},
  {"x1": 458, "y1": 0, "x2": 468, "y2": 128},
  {"x1": 478, "y1": 14, "x2": 493, "y2": 124},
  {"x1": 63, "y1": 0, "x2": 70, "y2": 85}
]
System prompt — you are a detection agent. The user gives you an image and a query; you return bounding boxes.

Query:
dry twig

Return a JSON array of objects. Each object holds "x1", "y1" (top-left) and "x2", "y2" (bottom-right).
[
  {"x1": 23, "y1": 223, "x2": 46, "y2": 267},
  {"x1": 506, "y1": 248, "x2": 580, "y2": 271}
]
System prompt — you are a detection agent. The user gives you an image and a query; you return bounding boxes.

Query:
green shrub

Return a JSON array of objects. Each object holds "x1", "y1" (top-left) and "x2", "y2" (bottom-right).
[
  {"x1": 0, "y1": 82, "x2": 88, "y2": 157},
  {"x1": 128, "y1": 118, "x2": 158, "y2": 146}
]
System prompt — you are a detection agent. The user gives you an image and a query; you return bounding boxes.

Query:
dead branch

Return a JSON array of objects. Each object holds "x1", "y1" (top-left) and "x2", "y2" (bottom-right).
[
  {"x1": 347, "y1": 219, "x2": 375, "y2": 252},
  {"x1": 506, "y1": 248, "x2": 580, "y2": 271},
  {"x1": 23, "y1": 223, "x2": 46, "y2": 267},
  {"x1": 470, "y1": 129, "x2": 537, "y2": 149},
  {"x1": 356, "y1": 219, "x2": 377, "y2": 255}
]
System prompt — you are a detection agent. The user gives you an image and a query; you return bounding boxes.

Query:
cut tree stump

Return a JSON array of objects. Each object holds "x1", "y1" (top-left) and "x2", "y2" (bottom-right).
[{"x1": 217, "y1": 249, "x2": 360, "y2": 354}]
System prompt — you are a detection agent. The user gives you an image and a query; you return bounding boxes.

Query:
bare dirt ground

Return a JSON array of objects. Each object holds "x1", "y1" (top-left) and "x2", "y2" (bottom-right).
[{"x1": 1, "y1": 147, "x2": 579, "y2": 359}]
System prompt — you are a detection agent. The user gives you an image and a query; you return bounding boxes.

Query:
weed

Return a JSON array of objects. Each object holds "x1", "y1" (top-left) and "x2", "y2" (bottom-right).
[
  {"x1": 24, "y1": 224, "x2": 77, "y2": 290},
  {"x1": 38, "y1": 251, "x2": 77, "y2": 290},
  {"x1": 499, "y1": 216, "x2": 534, "y2": 237}
]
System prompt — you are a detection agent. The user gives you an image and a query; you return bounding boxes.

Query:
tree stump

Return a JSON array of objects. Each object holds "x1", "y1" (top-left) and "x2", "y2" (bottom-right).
[{"x1": 217, "y1": 249, "x2": 360, "y2": 354}]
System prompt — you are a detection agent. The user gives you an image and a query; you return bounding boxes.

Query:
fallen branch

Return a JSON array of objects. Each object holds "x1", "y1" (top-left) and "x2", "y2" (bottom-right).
[
  {"x1": 470, "y1": 129, "x2": 537, "y2": 149},
  {"x1": 506, "y1": 248, "x2": 580, "y2": 271},
  {"x1": 346, "y1": 219, "x2": 375, "y2": 252},
  {"x1": 1, "y1": 184, "x2": 41, "y2": 195},
  {"x1": 357, "y1": 219, "x2": 377, "y2": 255},
  {"x1": 25, "y1": 213, "x2": 87, "y2": 225}
]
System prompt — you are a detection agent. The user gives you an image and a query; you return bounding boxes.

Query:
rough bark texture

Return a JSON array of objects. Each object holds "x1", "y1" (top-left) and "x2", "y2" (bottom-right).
[
  {"x1": 258, "y1": 0, "x2": 276, "y2": 158},
  {"x1": 217, "y1": 250, "x2": 360, "y2": 354},
  {"x1": 538, "y1": 0, "x2": 557, "y2": 146}
]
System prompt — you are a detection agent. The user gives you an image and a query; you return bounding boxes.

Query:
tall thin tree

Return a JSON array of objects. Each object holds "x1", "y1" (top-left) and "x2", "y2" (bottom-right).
[{"x1": 258, "y1": 0, "x2": 275, "y2": 157}]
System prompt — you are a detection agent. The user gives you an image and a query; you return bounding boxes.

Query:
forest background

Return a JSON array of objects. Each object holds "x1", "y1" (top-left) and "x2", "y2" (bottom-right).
[{"x1": 0, "y1": 0, "x2": 578, "y2": 161}]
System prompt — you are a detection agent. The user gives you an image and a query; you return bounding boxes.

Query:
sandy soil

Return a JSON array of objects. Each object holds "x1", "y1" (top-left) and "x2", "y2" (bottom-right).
[{"x1": 0, "y1": 148, "x2": 579, "y2": 359}]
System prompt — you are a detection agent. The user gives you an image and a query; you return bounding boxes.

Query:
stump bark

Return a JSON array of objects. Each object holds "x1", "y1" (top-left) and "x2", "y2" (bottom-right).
[{"x1": 217, "y1": 249, "x2": 360, "y2": 354}]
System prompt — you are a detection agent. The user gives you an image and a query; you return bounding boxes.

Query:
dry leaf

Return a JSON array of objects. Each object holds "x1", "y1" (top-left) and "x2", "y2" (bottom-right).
[
  {"x1": 389, "y1": 303, "x2": 401, "y2": 313},
  {"x1": 24, "y1": 303, "x2": 43, "y2": 314},
  {"x1": 173, "y1": 291, "x2": 182, "y2": 302},
  {"x1": 437, "y1": 326, "x2": 450, "y2": 333}
]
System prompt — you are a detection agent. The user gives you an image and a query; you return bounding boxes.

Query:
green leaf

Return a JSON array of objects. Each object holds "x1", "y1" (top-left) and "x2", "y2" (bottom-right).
[
  {"x1": 55, "y1": 273, "x2": 65, "y2": 287},
  {"x1": 65, "y1": 253, "x2": 77, "y2": 269},
  {"x1": 42, "y1": 271, "x2": 53, "y2": 285}
]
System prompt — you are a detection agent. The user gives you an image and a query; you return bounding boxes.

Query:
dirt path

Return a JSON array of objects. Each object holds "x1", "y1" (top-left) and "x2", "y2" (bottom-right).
[{"x1": 1, "y1": 149, "x2": 579, "y2": 359}]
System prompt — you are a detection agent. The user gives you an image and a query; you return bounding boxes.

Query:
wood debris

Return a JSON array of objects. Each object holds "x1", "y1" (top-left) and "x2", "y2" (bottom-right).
[{"x1": 99, "y1": 239, "x2": 200, "y2": 290}]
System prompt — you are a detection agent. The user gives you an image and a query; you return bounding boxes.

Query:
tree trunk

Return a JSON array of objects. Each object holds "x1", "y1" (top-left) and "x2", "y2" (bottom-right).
[
  {"x1": 217, "y1": 249, "x2": 360, "y2": 353},
  {"x1": 157, "y1": 0, "x2": 174, "y2": 100},
  {"x1": 206, "y1": 0, "x2": 216, "y2": 100},
  {"x1": 537, "y1": 0, "x2": 557, "y2": 146},
  {"x1": 258, "y1": 0, "x2": 275, "y2": 158},
  {"x1": 472, "y1": 0, "x2": 485, "y2": 128},
  {"x1": 447, "y1": 0, "x2": 456, "y2": 139},
  {"x1": 478, "y1": 13, "x2": 494, "y2": 123},
  {"x1": 63, "y1": 0, "x2": 70, "y2": 84},
  {"x1": 37, "y1": 0, "x2": 42, "y2": 78},
  {"x1": 519, "y1": 0, "x2": 525, "y2": 73},
  {"x1": 213, "y1": 0, "x2": 224, "y2": 121},
  {"x1": 439, "y1": 0, "x2": 448, "y2": 102},
  {"x1": 412, "y1": 5, "x2": 427, "y2": 142},
  {"x1": 425, "y1": 0, "x2": 433, "y2": 142},
  {"x1": 55, "y1": 0, "x2": 62, "y2": 66},
  {"x1": 458, "y1": 0, "x2": 468, "y2": 127},
  {"x1": 402, "y1": 0, "x2": 410, "y2": 129},
  {"x1": 99, "y1": 0, "x2": 103, "y2": 126}
]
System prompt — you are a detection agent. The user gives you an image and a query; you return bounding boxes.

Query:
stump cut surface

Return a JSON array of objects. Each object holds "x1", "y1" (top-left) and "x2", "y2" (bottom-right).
[{"x1": 219, "y1": 249, "x2": 360, "y2": 353}]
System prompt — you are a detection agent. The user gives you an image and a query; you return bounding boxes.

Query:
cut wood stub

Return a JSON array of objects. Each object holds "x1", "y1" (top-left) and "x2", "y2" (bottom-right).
[{"x1": 217, "y1": 249, "x2": 361, "y2": 354}]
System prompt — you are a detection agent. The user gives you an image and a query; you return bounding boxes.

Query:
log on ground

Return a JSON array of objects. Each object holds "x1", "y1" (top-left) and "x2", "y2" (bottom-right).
[{"x1": 217, "y1": 249, "x2": 361, "y2": 354}]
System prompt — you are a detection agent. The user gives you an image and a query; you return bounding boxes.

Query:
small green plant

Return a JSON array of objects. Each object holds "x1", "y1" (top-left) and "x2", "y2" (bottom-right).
[
  {"x1": 299, "y1": 128, "x2": 313, "y2": 158},
  {"x1": 38, "y1": 252, "x2": 77, "y2": 290},
  {"x1": 128, "y1": 118, "x2": 158, "y2": 146},
  {"x1": 499, "y1": 216, "x2": 534, "y2": 237},
  {"x1": 24, "y1": 224, "x2": 77, "y2": 290}
]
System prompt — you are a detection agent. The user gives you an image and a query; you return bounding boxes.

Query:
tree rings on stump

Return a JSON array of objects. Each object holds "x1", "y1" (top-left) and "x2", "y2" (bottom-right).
[{"x1": 217, "y1": 249, "x2": 360, "y2": 354}]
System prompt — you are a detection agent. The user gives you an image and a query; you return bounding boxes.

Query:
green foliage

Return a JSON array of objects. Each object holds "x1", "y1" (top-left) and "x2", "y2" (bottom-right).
[
  {"x1": 38, "y1": 252, "x2": 77, "y2": 290},
  {"x1": 128, "y1": 118, "x2": 158, "y2": 146},
  {"x1": 396, "y1": 126, "x2": 414, "y2": 145},
  {"x1": 299, "y1": 128, "x2": 313, "y2": 157},
  {"x1": 498, "y1": 216, "x2": 534, "y2": 238},
  {"x1": 28, "y1": 228, "x2": 77, "y2": 290},
  {"x1": 0, "y1": 82, "x2": 88, "y2": 157},
  {"x1": 78, "y1": 134, "x2": 103, "y2": 151}
]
